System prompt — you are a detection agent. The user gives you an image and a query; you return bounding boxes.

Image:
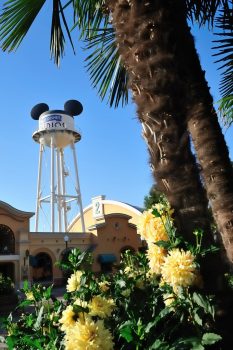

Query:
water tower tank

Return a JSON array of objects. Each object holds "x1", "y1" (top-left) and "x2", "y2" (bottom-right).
[{"x1": 31, "y1": 100, "x2": 85, "y2": 233}]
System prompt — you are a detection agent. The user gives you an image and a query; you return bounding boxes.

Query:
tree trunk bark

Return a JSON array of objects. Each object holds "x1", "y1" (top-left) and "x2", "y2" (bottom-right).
[
  {"x1": 108, "y1": 0, "x2": 212, "y2": 244},
  {"x1": 174, "y1": 1, "x2": 233, "y2": 264}
]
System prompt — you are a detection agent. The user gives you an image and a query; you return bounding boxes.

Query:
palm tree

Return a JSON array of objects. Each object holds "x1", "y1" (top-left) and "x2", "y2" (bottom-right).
[{"x1": 0, "y1": 0, "x2": 232, "y2": 260}]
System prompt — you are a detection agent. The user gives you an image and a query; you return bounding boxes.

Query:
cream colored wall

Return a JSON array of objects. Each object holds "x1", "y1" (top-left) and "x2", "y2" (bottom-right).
[
  {"x1": 29, "y1": 233, "x2": 93, "y2": 285},
  {"x1": 91, "y1": 215, "x2": 142, "y2": 272},
  {"x1": 0, "y1": 199, "x2": 143, "y2": 287},
  {"x1": 68, "y1": 200, "x2": 142, "y2": 234},
  {"x1": 0, "y1": 208, "x2": 31, "y2": 288}
]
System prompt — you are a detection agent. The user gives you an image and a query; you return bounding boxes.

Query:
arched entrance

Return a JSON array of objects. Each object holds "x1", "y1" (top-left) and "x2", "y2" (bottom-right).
[
  {"x1": 32, "y1": 252, "x2": 53, "y2": 283},
  {"x1": 0, "y1": 224, "x2": 15, "y2": 255},
  {"x1": 0, "y1": 262, "x2": 15, "y2": 283}
]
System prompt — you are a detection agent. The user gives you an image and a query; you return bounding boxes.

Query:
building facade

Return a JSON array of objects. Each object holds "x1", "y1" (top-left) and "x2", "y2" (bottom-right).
[{"x1": 0, "y1": 196, "x2": 143, "y2": 288}]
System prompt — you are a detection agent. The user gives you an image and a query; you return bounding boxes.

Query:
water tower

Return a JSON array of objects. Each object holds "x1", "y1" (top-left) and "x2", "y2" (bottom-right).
[{"x1": 31, "y1": 100, "x2": 85, "y2": 233}]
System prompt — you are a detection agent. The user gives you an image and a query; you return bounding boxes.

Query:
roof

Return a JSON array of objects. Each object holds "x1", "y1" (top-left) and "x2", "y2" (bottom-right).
[{"x1": 0, "y1": 201, "x2": 34, "y2": 218}]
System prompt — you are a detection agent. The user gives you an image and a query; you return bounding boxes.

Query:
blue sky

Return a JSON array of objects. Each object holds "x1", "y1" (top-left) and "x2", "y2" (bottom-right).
[{"x1": 0, "y1": 6, "x2": 232, "y2": 231}]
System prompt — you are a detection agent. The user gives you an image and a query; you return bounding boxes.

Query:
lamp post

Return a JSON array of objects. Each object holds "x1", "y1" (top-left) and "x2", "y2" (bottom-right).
[{"x1": 64, "y1": 235, "x2": 69, "y2": 250}]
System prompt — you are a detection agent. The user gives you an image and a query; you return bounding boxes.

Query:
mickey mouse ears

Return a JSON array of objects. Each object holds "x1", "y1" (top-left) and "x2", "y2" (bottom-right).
[{"x1": 31, "y1": 100, "x2": 83, "y2": 120}]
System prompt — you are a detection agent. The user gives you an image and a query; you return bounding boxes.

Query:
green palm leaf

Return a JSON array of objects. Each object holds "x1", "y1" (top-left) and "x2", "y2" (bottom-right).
[
  {"x1": 84, "y1": 28, "x2": 128, "y2": 107},
  {"x1": 218, "y1": 95, "x2": 233, "y2": 127},
  {"x1": 72, "y1": 0, "x2": 129, "y2": 107},
  {"x1": 186, "y1": 0, "x2": 230, "y2": 26},
  {"x1": 213, "y1": 10, "x2": 233, "y2": 97},
  {"x1": 186, "y1": 0, "x2": 230, "y2": 25},
  {"x1": 0, "y1": 0, "x2": 75, "y2": 65},
  {"x1": 0, "y1": 0, "x2": 46, "y2": 51}
]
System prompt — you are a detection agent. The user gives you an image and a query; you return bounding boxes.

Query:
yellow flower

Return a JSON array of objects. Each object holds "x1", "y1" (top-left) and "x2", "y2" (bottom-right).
[
  {"x1": 99, "y1": 281, "x2": 110, "y2": 292},
  {"x1": 137, "y1": 209, "x2": 169, "y2": 243},
  {"x1": 123, "y1": 266, "x2": 136, "y2": 278},
  {"x1": 137, "y1": 210, "x2": 154, "y2": 241},
  {"x1": 25, "y1": 291, "x2": 34, "y2": 301},
  {"x1": 59, "y1": 305, "x2": 77, "y2": 331},
  {"x1": 64, "y1": 318, "x2": 114, "y2": 350},
  {"x1": 89, "y1": 296, "x2": 115, "y2": 319},
  {"x1": 161, "y1": 249, "x2": 197, "y2": 291},
  {"x1": 147, "y1": 243, "x2": 167, "y2": 274},
  {"x1": 66, "y1": 271, "x2": 83, "y2": 292},
  {"x1": 74, "y1": 298, "x2": 88, "y2": 308}
]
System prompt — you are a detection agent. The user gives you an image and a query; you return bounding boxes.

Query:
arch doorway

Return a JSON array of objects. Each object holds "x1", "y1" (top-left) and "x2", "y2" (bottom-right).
[
  {"x1": 32, "y1": 252, "x2": 53, "y2": 283},
  {"x1": 0, "y1": 225, "x2": 15, "y2": 255},
  {"x1": 0, "y1": 262, "x2": 15, "y2": 283}
]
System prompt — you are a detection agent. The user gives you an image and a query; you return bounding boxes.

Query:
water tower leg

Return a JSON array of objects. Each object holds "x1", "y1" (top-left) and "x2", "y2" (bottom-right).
[
  {"x1": 50, "y1": 135, "x2": 55, "y2": 232},
  {"x1": 35, "y1": 143, "x2": 44, "y2": 231},
  {"x1": 59, "y1": 148, "x2": 68, "y2": 231},
  {"x1": 71, "y1": 141, "x2": 86, "y2": 232},
  {"x1": 56, "y1": 148, "x2": 62, "y2": 232}
]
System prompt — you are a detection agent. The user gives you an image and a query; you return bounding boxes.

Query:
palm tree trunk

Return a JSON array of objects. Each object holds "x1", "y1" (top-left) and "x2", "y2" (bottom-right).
[
  {"x1": 107, "y1": 0, "x2": 212, "y2": 244},
  {"x1": 173, "y1": 1, "x2": 233, "y2": 264}
]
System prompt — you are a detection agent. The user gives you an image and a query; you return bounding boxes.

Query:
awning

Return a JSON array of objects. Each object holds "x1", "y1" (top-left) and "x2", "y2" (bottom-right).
[{"x1": 98, "y1": 254, "x2": 117, "y2": 264}]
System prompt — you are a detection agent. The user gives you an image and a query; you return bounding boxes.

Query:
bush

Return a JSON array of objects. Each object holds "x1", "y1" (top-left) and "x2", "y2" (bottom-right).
[
  {"x1": 1, "y1": 202, "x2": 224, "y2": 349},
  {"x1": 0, "y1": 273, "x2": 14, "y2": 295}
]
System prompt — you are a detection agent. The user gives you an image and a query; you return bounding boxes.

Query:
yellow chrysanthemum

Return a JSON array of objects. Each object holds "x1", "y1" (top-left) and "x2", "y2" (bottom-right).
[
  {"x1": 147, "y1": 243, "x2": 167, "y2": 274},
  {"x1": 137, "y1": 209, "x2": 169, "y2": 243},
  {"x1": 161, "y1": 249, "x2": 197, "y2": 291},
  {"x1": 64, "y1": 318, "x2": 114, "y2": 350},
  {"x1": 74, "y1": 298, "x2": 88, "y2": 308},
  {"x1": 89, "y1": 295, "x2": 115, "y2": 318},
  {"x1": 137, "y1": 210, "x2": 155, "y2": 241},
  {"x1": 99, "y1": 281, "x2": 110, "y2": 292},
  {"x1": 59, "y1": 305, "x2": 76, "y2": 331},
  {"x1": 25, "y1": 291, "x2": 34, "y2": 301},
  {"x1": 66, "y1": 271, "x2": 83, "y2": 292}
]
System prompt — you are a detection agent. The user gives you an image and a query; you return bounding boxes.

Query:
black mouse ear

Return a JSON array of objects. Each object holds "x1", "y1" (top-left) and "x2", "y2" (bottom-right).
[
  {"x1": 31, "y1": 103, "x2": 49, "y2": 120},
  {"x1": 64, "y1": 100, "x2": 83, "y2": 116}
]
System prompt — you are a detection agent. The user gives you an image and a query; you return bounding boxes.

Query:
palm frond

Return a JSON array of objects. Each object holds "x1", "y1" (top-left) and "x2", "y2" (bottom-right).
[
  {"x1": 72, "y1": 0, "x2": 128, "y2": 107},
  {"x1": 186, "y1": 0, "x2": 230, "y2": 26},
  {"x1": 218, "y1": 95, "x2": 233, "y2": 127},
  {"x1": 0, "y1": 0, "x2": 46, "y2": 51},
  {"x1": 0, "y1": 0, "x2": 75, "y2": 66},
  {"x1": 84, "y1": 28, "x2": 128, "y2": 108},
  {"x1": 72, "y1": 0, "x2": 109, "y2": 40},
  {"x1": 212, "y1": 9, "x2": 233, "y2": 97}
]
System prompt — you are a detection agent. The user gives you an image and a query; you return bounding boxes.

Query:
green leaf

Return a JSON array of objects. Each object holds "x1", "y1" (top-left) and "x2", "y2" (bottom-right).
[
  {"x1": 6, "y1": 336, "x2": 15, "y2": 350},
  {"x1": 192, "y1": 292, "x2": 207, "y2": 309},
  {"x1": 177, "y1": 337, "x2": 204, "y2": 350},
  {"x1": 152, "y1": 208, "x2": 161, "y2": 217},
  {"x1": 73, "y1": 304, "x2": 89, "y2": 314},
  {"x1": 193, "y1": 309, "x2": 203, "y2": 326},
  {"x1": 116, "y1": 279, "x2": 126, "y2": 288},
  {"x1": 34, "y1": 305, "x2": 44, "y2": 330},
  {"x1": 119, "y1": 323, "x2": 133, "y2": 343},
  {"x1": 149, "y1": 339, "x2": 170, "y2": 350},
  {"x1": 202, "y1": 333, "x2": 222, "y2": 345},
  {"x1": 154, "y1": 240, "x2": 171, "y2": 249}
]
